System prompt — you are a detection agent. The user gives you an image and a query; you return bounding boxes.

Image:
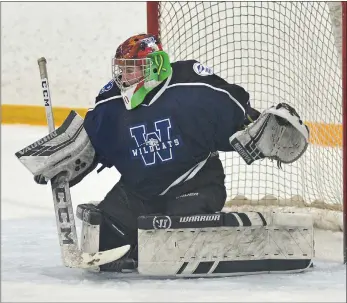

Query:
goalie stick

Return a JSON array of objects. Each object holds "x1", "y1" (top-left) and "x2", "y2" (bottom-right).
[{"x1": 36, "y1": 58, "x2": 130, "y2": 268}]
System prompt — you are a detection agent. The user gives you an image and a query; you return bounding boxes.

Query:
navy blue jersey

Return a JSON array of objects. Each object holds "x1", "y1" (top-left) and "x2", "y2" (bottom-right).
[{"x1": 84, "y1": 60, "x2": 256, "y2": 199}]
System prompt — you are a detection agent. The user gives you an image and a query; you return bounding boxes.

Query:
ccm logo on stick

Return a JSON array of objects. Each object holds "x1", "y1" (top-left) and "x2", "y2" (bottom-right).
[
  {"x1": 55, "y1": 186, "x2": 74, "y2": 244},
  {"x1": 41, "y1": 78, "x2": 51, "y2": 107}
]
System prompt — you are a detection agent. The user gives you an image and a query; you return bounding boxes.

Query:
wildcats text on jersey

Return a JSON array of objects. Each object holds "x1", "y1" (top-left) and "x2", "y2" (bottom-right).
[{"x1": 129, "y1": 118, "x2": 181, "y2": 166}]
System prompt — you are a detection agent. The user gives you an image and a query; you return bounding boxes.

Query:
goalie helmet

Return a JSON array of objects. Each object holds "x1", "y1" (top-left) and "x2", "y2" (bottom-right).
[{"x1": 112, "y1": 33, "x2": 172, "y2": 110}]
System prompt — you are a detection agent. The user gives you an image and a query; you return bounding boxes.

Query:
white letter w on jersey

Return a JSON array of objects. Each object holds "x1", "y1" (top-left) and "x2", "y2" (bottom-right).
[{"x1": 130, "y1": 118, "x2": 178, "y2": 166}]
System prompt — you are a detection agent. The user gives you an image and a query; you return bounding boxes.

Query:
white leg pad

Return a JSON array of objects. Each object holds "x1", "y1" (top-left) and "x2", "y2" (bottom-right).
[
  {"x1": 137, "y1": 211, "x2": 314, "y2": 277},
  {"x1": 80, "y1": 222, "x2": 100, "y2": 272},
  {"x1": 80, "y1": 222, "x2": 100, "y2": 253}
]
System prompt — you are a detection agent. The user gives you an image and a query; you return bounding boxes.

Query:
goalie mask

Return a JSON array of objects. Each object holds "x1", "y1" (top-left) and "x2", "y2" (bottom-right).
[{"x1": 112, "y1": 33, "x2": 172, "y2": 110}]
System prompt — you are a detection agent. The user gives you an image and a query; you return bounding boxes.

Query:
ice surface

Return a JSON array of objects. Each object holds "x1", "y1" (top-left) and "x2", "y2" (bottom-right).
[{"x1": 2, "y1": 125, "x2": 345, "y2": 302}]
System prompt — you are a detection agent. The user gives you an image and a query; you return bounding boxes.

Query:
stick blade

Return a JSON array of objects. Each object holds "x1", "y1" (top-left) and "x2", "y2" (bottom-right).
[{"x1": 77, "y1": 244, "x2": 131, "y2": 269}]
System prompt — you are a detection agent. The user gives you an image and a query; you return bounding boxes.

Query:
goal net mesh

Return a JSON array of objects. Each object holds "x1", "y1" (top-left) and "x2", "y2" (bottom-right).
[{"x1": 156, "y1": 2, "x2": 343, "y2": 230}]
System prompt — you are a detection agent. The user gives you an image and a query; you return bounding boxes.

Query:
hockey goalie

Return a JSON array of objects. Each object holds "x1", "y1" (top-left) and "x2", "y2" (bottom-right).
[{"x1": 15, "y1": 33, "x2": 312, "y2": 277}]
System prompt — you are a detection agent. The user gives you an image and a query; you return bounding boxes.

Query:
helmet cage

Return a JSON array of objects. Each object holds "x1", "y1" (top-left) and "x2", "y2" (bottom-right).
[{"x1": 112, "y1": 57, "x2": 153, "y2": 91}]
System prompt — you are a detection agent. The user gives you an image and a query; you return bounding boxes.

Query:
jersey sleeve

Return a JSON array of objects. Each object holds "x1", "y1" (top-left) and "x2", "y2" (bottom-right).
[
  {"x1": 83, "y1": 106, "x2": 112, "y2": 169},
  {"x1": 209, "y1": 84, "x2": 250, "y2": 151},
  {"x1": 171, "y1": 60, "x2": 251, "y2": 117},
  {"x1": 84, "y1": 79, "x2": 122, "y2": 168},
  {"x1": 170, "y1": 60, "x2": 260, "y2": 151},
  {"x1": 179, "y1": 60, "x2": 262, "y2": 140},
  {"x1": 94, "y1": 79, "x2": 122, "y2": 105}
]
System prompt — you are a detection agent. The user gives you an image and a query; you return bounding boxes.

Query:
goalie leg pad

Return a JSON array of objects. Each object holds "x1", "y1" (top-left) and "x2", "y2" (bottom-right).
[
  {"x1": 229, "y1": 103, "x2": 310, "y2": 165},
  {"x1": 76, "y1": 203, "x2": 102, "y2": 254},
  {"x1": 137, "y1": 211, "x2": 313, "y2": 277}
]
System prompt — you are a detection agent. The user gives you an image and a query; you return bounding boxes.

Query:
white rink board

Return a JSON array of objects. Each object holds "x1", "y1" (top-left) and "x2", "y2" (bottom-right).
[{"x1": 1, "y1": 2, "x2": 146, "y2": 108}]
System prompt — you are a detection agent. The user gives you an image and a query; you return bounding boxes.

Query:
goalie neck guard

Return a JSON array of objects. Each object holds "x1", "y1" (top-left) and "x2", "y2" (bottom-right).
[{"x1": 112, "y1": 33, "x2": 172, "y2": 110}]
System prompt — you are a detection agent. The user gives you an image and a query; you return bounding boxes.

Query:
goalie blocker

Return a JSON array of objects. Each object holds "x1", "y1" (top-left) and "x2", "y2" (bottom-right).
[{"x1": 136, "y1": 211, "x2": 314, "y2": 277}]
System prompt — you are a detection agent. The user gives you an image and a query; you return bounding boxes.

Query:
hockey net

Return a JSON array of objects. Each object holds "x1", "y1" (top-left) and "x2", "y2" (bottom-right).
[{"x1": 148, "y1": 2, "x2": 346, "y2": 232}]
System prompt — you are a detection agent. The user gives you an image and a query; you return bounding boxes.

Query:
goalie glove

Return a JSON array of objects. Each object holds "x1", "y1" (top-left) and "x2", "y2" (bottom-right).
[{"x1": 229, "y1": 103, "x2": 309, "y2": 166}]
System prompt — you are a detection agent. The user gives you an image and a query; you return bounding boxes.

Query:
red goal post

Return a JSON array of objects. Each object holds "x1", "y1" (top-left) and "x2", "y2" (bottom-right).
[{"x1": 147, "y1": 1, "x2": 347, "y2": 263}]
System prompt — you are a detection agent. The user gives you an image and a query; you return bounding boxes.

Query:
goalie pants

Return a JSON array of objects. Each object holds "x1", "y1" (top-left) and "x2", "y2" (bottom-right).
[{"x1": 97, "y1": 156, "x2": 226, "y2": 254}]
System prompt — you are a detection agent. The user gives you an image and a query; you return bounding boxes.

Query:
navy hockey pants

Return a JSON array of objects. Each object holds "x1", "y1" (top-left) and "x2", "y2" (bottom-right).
[{"x1": 97, "y1": 179, "x2": 226, "y2": 253}]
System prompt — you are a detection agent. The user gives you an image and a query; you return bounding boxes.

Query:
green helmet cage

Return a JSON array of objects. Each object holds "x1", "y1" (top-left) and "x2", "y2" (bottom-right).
[{"x1": 122, "y1": 51, "x2": 172, "y2": 110}]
